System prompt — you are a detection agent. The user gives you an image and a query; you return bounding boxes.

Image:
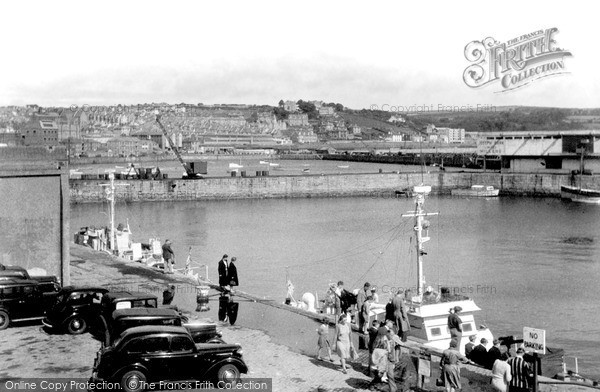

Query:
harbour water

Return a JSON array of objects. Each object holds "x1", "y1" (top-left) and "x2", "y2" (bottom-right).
[{"x1": 71, "y1": 195, "x2": 600, "y2": 378}]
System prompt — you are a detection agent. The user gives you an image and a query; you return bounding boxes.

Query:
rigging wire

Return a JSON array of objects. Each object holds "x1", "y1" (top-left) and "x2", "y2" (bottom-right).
[{"x1": 284, "y1": 222, "x2": 406, "y2": 270}]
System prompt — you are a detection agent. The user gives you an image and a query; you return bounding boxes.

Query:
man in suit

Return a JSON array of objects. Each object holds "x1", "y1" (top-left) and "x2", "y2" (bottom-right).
[
  {"x1": 392, "y1": 290, "x2": 410, "y2": 342},
  {"x1": 487, "y1": 339, "x2": 503, "y2": 369},
  {"x1": 465, "y1": 335, "x2": 477, "y2": 359},
  {"x1": 470, "y1": 338, "x2": 489, "y2": 367},
  {"x1": 228, "y1": 257, "x2": 239, "y2": 290},
  {"x1": 218, "y1": 254, "x2": 229, "y2": 288}
]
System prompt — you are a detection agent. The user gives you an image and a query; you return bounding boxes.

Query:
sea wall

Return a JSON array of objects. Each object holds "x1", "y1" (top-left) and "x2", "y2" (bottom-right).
[{"x1": 69, "y1": 171, "x2": 600, "y2": 203}]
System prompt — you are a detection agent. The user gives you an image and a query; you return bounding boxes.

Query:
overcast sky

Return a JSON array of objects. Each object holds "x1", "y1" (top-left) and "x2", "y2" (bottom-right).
[{"x1": 1, "y1": 0, "x2": 597, "y2": 109}]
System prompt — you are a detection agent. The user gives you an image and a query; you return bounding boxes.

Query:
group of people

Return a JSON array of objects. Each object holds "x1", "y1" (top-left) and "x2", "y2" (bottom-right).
[{"x1": 217, "y1": 254, "x2": 239, "y2": 291}]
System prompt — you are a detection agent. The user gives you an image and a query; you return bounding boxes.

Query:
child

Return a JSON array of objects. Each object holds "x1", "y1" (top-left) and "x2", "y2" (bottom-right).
[{"x1": 316, "y1": 322, "x2": 334, "y2": 362}]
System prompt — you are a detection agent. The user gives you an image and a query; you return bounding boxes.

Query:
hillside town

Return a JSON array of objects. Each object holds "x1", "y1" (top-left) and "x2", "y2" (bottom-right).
[{"x1": 0, "y1": 101, "x2": 471, "y2": 159}]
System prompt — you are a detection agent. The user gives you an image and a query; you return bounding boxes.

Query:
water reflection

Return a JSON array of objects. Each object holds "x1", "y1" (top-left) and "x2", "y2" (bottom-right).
[{"x1": 218, "y1": 295, "x2": 239, "y2": 325}]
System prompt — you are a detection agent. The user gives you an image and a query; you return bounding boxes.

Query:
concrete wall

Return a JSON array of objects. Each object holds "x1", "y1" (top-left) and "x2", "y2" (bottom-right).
[
  {"x1": 69, "y1": 171, "x2": 600, "y2": 203},
  {"x1": 0, "y1": 147, "x2": 70, "y2": 284}
]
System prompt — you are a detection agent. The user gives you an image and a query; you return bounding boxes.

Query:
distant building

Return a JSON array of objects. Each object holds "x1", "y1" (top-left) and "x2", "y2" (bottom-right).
[
  {"x1": 106, "y1": 137, "x2": 159, "y2": 157},
  {"x1": 437, "y1": 127, "x2": 465, "y2": 143},
  {"x1": 388, "y1": 115, "x2": 405, "y2": 123},
  {"x1": 20, "y1": 115, "x2": 59, "y2": 146},
  {"x1": 283, "y1": 100, "x2": 298, "y2": 112},
  {"x1": 310, "y1": 100, "x2": 324, "y2": 109},
  {"x1": 476, "y1": 130, "x2": 600, "y2": 172},
  {"x1": 319, "y1": 106, "x2": 335, "y2": 116},
  {"x1": 132, "y1": 129, "x2": 165, "y2": 149},
  {"x1": 287, "y1": 113, "x2": 309, "y2": 127},
  {"x1": 292, "y1": 130, "x2": 318, "y2": 144}
]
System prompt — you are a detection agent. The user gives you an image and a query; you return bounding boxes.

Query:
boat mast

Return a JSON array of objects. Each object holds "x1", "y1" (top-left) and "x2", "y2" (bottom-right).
[
  {"x1": 107, "y1": 173, "x2": 115, "y2": 251},
  {"x1": 402, "y1": 185, "x2": 437, "y2": 297},
  {"x1": 578, "y1": 139, "x2": 589, "y2": 190}
]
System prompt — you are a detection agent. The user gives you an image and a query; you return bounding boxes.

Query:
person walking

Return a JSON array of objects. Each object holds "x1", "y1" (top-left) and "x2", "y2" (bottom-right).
[
  {"x1": 316, "y1": 321, "x2": 334, "y2": 362},
  {"x1": 447, "y1": 306, "x2": 463, "y2": 348},
  {"x1": 392, "y1": 291, "x2": 410, "y2": 341},
  {"x1": 490, "y1": 356, "x2": 512, "y2": 392},
  {"x1": 507, "y1": 347, "x2": 531, "y2": 392},
  {"x1": 361, "y1": 296, "x2": 373, "y2": 334},
  {"x1": 218, "y1": 254, "x2": 229, "y2": 288},
  {"x1": 356, "y1": 282, "x2": 371, "y2": 330},
  {"x1": 162, "y1": 239, "x2": 175, "y2": 274},
  {"x1": 440, "y1": 340, "x2": 473, "y2": 392},
  {"x1": 333, "y1": 315, "x2": 352, "y2": 374},
  {"x1": 367, "y1": 320, "x2": 380, "y2": 377},
  {"x1": 228, "y1": 256, "x2": 239, "y2": 291}
]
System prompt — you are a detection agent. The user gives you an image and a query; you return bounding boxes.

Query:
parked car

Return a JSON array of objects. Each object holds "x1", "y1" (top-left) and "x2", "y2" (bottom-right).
[
  {"x1": 90, "y1": 292, "x2": 160, "y2": 339},
  {"x1": 42, "y1": 286, "x2": 109, "y2": 334},
  {"x1": 107, "y1": 307, "x2": 223, "y2": 346},
  {"x1": 91, "y1": 326, "x2": 247, "y2": 392},
  {"x1": 0, "y1": 264, "x2": 61, "y2": 294},
  {"x1": 0, "y1": 279, "x2": 52, "y2": 329}
]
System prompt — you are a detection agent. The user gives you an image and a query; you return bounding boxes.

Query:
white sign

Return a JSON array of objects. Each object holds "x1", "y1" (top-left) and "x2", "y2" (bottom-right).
[{"x1": 523, "y1": 327, "x2": 546, "y2": 354}]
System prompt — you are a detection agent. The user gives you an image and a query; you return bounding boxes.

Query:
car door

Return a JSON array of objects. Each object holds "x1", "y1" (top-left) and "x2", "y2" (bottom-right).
[
  {"x1": 19, "y1": 285, "x2": 44, "y2": 319},
  {"x1": 166, "y1": 335, "x2": 198, "y2": 381},
  {"x1": 138, "y1": 335, "x2": 171, "y2": 381}
]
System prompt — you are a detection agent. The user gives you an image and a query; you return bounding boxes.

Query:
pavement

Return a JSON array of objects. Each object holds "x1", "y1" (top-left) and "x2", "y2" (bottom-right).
[{"x1": 0, "y1": 244, "x2": 503, "y2": 392}]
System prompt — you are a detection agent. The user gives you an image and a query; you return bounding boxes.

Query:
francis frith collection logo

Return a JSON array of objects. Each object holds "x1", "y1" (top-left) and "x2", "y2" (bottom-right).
[{"x1": 463, "y1": 28, "x2": 572, "y2": 92}]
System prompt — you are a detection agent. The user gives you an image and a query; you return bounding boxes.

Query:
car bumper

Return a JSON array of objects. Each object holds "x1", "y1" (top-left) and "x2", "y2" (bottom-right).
[{"x1": 41, "y1": 318, "x2": 59, "y2": 329}]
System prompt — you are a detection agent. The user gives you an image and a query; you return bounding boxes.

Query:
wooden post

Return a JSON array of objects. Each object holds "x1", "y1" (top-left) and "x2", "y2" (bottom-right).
[{"x1": 532, "y1": 352, "x2": 539, "y2": 392}]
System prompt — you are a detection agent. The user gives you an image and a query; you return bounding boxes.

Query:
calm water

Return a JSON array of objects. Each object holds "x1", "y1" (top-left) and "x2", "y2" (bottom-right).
[{"x1": 71, "y1": 195, "x2": 600, "y2": 378}]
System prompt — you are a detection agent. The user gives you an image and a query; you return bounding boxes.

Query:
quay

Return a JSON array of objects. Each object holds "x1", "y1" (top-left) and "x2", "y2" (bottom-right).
[
  {"x1": 2, "y1": 244, "x2": 595, "y2": 391},
  {"x1": 69, "y1": 171, "x2": 600, "y2": 203}
]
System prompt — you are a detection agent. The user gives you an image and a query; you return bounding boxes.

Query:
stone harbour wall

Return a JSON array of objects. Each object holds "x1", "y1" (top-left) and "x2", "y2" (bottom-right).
[{"x1": 69, "y1": 171, "x2": 600, "y2": 203}]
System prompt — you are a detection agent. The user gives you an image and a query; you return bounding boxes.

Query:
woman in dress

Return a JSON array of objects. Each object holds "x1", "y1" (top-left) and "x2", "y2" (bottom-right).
[
  {"x1": 490, "y1": 356, "x2": 512, "y2": 391},
  {"x1": 316, "y1": 322, "x2": 334, "y2": 362},
  {"x1": 333, "y1": 314, "x2": 351, "y2": 374},
  {"x1": 440, "y1": 340, "x2": 472, "y2": 392}
]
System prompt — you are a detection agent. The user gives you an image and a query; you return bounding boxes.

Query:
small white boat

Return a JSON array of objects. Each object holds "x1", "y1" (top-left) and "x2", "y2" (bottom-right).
[
  {"x1": 337, "y1": 165, "x2": 349, "y2": 169},
  {"x1": 451, "y1": 185, "x2": 499, "y2": 197},
  {"x1": 269, "y1": 163, "x2": 280, "y2": 167},
  {"x1": 229, "y1": 163, "x2": 244, "y2": 169},
  {"x1": 259, "y1": 161, "x2": 269, "y2": 165},
  {"x1": 302, "y1": 168, "x2": 310, "y2": 173},
  {"x1": 560, "y1": 185, "x2": 600, "y2": 204}
]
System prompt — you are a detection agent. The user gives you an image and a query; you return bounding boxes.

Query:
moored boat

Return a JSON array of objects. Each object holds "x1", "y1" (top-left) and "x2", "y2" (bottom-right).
[
  {"x1": 403, "y1": 185, "x2": 494, "y2": 352},
  {"x1": 451, "y1": 185, "x2": 499, "y2": 197},
  {"x1": 560, "y1": 185, "x2": 600, "y2": 204}
]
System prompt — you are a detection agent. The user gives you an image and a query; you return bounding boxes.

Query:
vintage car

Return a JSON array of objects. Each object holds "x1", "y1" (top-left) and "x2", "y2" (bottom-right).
[
  {"x1": 107, "y1": 307, "x2": 223, "y2": 346},
  {"x1": 90, "y1": 292, "x2": 160, "y2": 339},
  {"x1": 0, "y1": 264, "x2": 61, "y2": 295},
  {"x1": 0, "y1": 279, "x2": 52, "y2": 329},
  {"x1": 90, "y1": 326, "x2": 247, "y2": 392},
  {"x1": 42, "y1": 286, "x2": 109, "y2": 334}
]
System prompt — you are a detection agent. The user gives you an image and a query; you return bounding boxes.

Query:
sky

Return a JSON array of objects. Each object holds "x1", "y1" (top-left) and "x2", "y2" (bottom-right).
[{"x1": 0, "y1": 0, "x2": 598, "y2": 110}]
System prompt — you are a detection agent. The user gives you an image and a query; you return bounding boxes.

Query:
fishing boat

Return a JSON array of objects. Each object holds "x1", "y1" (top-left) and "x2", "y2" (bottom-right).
[
  {"x1": 560, "y1": 185, "x2": 600, "y2": 204},
  {"x1": 451, "y1": 185, "x2": 499, "y2": 197},
  {"x1": 560, "y1": 139, "x2": 600, "y2": 203},
  {"x1": 403, "y1": 185, "x2": 494, "y2": 352}
]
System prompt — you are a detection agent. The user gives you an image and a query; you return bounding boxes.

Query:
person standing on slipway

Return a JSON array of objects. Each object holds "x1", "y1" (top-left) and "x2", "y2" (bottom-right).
[
  {"x1": 162, "y1": 239, "x2": 175, "y2": 274},
  {"x1": 218, "y1": 254, "x2": 229, "y2": 288}
]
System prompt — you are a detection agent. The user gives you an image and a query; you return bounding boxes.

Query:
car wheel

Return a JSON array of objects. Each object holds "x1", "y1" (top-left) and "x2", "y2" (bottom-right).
[
  {"x1": 66, "y1": 316, "x2": 87, "y2": 334},
  {"x1": 120, "y1": 370, "x2": 147, "y2": 392},
  {"x1": 216, "y1": 364, "x2": 240, "y2": 384},
  {"x1": 0, "y1": 310, "x2": 10, "y2": 330}
]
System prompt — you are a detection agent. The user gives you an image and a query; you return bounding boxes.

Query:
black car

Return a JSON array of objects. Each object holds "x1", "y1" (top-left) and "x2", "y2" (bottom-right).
[
  {"x1": 91, "y1": 326, "x2": 248, "y2": 392},
  {"x1": 91, "y1": 292, "x2": 160, "y2": 339},
  {"x1": 0, "y1": 279, "x2": 51, "y2": 329},
  {"x1": 0, "y1": 264, "x2": 61, "y2": 294},
  {"x1": 108, "y1": 307, "x2": 223, "y2": 346},
  {"x1": 42, "y1": 286, "x2": 109, "y2": 334}
]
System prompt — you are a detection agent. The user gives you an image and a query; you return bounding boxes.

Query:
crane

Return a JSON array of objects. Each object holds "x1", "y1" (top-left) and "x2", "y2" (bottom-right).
[{"x1": 155, "y1": 115, "x2": 202, "y2": 179}]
